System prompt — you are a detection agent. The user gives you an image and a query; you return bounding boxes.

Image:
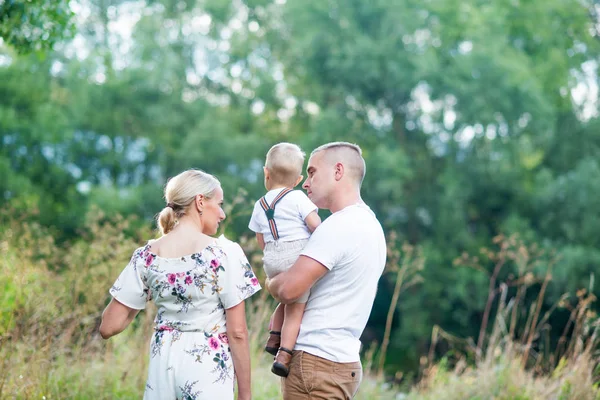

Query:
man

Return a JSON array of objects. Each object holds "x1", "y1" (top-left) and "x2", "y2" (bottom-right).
[{"x1": 267, "y1": 142, "x2": 387, "y2": 399}]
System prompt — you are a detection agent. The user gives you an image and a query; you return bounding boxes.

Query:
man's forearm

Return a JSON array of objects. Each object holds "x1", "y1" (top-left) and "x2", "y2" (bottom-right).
[{"x1": 269, "y1": 273, "x2": 300, "y2": 304}]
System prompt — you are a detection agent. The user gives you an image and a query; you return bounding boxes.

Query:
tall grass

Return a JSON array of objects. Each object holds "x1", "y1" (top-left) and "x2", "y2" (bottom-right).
[
  {"x1": 409, "y1": 235, "x2": 600, "y2": 400},
  {"x1": 1, "y1": 212, "x2": 598, "y2": 400},
  {"x1": 0, "y1": 210, "x2": 397, "y2": 399}
]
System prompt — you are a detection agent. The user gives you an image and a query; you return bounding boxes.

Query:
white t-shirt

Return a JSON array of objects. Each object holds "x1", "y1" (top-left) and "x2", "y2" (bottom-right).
[
  {"x1": 295, "y1": 203, "x2": 386, "y2": 362},
  {"x1": 248, "y1": 188, "x2": 318, "y2": 243}
]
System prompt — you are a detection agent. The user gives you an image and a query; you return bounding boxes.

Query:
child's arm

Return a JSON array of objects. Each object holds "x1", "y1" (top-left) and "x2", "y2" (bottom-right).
[
  {"x1": 255, "y1": 233, "x2": 265, "y2": 250},
  {"x1": 304, "y1": 211, "x2": 321, "y2": 232}
]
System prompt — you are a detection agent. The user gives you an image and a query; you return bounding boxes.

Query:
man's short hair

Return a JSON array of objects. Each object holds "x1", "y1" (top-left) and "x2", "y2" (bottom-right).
[
  {"x1": 265, "y1": 143, "x2": 305, "y2": 187},
  {"x1": 311, "y1": 142, "x2": 366, "y2": 185}
]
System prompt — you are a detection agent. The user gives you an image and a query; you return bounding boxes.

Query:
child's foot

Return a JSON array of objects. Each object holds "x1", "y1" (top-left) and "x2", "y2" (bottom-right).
[
  {"x1": 271, "y1": 347, "x2": 293, "y2": 377},
  {"x1": 265, "y1": 331, "x2": 281, "y2": 356}
]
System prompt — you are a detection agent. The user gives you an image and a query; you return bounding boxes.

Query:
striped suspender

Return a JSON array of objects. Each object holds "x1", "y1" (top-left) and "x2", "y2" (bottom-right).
[{"x1": 259, "y1": 188, "x2": 294, "y2": 241}]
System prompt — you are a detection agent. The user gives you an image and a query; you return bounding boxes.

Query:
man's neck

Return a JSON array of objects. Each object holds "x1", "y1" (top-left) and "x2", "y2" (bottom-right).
[{"x1": 329, "y1": 192, "x2": 362, "y2": 213}]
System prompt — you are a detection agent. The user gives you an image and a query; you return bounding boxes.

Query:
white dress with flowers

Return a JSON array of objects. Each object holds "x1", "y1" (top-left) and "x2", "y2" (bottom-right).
[{"x1": 109, "y1": 236, "x2": 261, "y2": 400}]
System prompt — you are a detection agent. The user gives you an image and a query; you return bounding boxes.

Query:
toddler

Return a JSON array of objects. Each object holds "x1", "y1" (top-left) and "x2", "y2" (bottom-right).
[{"x1": 248, "y1": 142, "x2": 321, "y2": 377}]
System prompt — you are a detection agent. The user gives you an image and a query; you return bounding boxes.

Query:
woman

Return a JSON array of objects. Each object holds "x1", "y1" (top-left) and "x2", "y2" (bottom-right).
[{"x1": 99, "y1": 169, "x2": 260, "y2": 400}]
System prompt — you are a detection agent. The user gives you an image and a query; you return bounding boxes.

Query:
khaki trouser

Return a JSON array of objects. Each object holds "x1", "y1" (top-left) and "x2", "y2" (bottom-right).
[{"x1": 281, "y1": 351, "x2": 362, "y2": 400}]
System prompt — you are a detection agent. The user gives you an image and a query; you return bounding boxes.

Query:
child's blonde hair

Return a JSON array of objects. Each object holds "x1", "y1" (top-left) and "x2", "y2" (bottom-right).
[{"x1": 265, "y1": 143, "x2": 305, "y2": 187}]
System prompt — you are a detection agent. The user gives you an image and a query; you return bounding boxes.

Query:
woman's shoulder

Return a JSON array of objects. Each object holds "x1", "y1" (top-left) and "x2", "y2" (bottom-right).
[
  {"x1": 133, "y1": 242, "x2": 153, "y2": 256},
  {"x1": 214, "y1": 235, "x2": 243, "y2": 253},
  {"x1": 212, "y1": 235, "x2": 251, "y2": 262},
  {"x1": 122, "y1": 243, "x2": 155, "y2": 269}
]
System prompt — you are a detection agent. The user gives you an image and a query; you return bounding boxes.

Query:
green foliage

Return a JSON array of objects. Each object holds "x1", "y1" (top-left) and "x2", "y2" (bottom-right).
[
  {"x1": 1, "y1": 0, "x2": 600, "y2": 383},
  {"x1": 0, "y1": 0, "x2": 75, "y2": 52}
]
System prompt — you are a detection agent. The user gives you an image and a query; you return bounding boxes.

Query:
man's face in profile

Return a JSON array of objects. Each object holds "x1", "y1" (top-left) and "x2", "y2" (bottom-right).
[{"x1": 303, "y1": 151, "x2": 332, "y2": 209}]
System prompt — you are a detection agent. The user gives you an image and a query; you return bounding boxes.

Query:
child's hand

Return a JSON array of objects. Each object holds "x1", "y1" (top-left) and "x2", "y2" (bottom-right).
[
  {"x1": 264, "y1": 277, "x2": 272, "y2": 294},
  {"x1": 265, "y1": 277, "x2": 281, "y2": 301}
]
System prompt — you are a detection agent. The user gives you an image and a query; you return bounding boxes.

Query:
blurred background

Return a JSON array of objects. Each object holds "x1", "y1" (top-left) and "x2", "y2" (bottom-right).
[{"x1": 1, "y1": 0, "x2": 599, "y2": 398}]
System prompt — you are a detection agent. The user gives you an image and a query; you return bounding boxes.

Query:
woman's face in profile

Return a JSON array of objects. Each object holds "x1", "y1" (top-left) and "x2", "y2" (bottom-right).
[{"x1": 202, "y1": 186, "x2": 226, "y2": 235}]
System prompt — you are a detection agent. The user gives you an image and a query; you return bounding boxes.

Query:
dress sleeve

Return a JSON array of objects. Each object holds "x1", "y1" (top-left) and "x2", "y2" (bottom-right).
[
  {"x1": 217, "y1": 240, "x2": 262, "y2": 309},
  {"x1": 109, "y1": 247, "x2": 149, "y2": 310}
]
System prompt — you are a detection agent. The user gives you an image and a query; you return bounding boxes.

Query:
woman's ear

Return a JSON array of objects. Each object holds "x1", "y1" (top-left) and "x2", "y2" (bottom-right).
[{"x1": 196, "y1": 194, "x2": 204, "y2": 210}]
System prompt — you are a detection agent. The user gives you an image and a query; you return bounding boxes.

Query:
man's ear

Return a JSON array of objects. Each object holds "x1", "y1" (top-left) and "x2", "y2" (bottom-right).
[{"x1": 334, "y1": 162, "x2": 344, "y2": 181}]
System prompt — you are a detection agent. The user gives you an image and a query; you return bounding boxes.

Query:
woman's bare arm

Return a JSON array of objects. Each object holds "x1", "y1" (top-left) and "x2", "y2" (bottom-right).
[
  {"x1": 99, "y1": 298, "x2": 140, "y2": 339},
  {"x1": 226, "y1": 301, "x2": 251, "y2": 400}
]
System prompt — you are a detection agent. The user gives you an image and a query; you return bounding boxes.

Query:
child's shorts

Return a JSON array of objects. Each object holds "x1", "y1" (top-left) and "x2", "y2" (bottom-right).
[{"x1": 263, "y1": 238, "x2": 310, "y2": 304}]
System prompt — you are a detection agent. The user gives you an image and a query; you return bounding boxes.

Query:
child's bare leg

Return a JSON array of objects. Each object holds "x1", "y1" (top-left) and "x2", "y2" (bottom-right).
[
  {"x1": 270, "y1": 303, "x2": 284, "y2": 332},
  {"x1": 265, "y1": 303, "x2": 284, "y2": 355},
  {"x1": 272, "y1": 302, "x2": 306, "y2": 377},
  {"x1": 280, "y1": 302, "x2": 306, "y2": 350}
]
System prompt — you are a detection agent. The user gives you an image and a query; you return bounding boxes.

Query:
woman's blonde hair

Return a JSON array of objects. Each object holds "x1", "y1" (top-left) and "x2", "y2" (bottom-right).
[{"x1": 156, "y1": 169, "x2": 221, "y2": 235}]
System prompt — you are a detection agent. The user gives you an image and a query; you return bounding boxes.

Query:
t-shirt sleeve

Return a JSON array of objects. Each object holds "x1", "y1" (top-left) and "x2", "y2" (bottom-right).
[
  {"x1": 218, "y1": 242, "x2": 262, "y2": 309},
  {"x1": 300, "y1": 219, "x2": 346, "y2": 270},
  {"x1": 109, "y1": 247, "x2": 149, "y2": 310},
  {"x1": 295, "y1": 191, "x2": 318, "y2": 220},
  {"x1": 248, "y1": 201, "x2": 263, "y2": 233}
]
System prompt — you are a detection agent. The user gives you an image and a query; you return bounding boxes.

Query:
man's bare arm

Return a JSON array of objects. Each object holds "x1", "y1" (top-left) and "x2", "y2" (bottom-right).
[{"x1": 268, "y1": 255, "x2": 328, "y2": 304}]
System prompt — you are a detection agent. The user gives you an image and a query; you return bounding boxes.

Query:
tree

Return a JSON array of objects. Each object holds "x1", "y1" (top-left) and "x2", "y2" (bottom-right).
[
  {"x1": 234, "y1": 0, "x2": 600, "y2": 371},
  {"x1": 0, "y1": 0, "x2": 75, "y2": 52}
]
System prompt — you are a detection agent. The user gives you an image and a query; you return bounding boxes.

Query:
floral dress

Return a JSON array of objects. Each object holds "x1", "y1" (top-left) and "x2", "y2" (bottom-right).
[{"x1": 109, "y1": 236, "x2": 261, "y2": 400}]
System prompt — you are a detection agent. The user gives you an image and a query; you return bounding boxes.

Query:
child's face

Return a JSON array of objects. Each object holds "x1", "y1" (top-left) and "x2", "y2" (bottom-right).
[{"x1": 263, "y1": 167, "x2": 270, "y2": 190}]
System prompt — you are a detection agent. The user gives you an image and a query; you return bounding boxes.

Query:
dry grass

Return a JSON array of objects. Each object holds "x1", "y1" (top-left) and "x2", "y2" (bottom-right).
[
  {"x1": 407, "y1": 338, "x2": 599, "y2": 400},
  {"x1": 0, "y1": 211, "x2": 397, "y2": 399},
  {"x1": 1, "y1": 214, "x2": 598, "y2": 400},
  {"x1": 409, "y1": 234, "x2": 600, "y2": 400}
]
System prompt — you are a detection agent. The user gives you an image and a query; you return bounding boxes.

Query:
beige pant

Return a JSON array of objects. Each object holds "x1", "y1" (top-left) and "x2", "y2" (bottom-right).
[
  {"x1": 263, "y1": 239, "x2": 310, "y2": 303},
  {"x1": 281, "y1": 351, "x2": 363, "y2": 399}
]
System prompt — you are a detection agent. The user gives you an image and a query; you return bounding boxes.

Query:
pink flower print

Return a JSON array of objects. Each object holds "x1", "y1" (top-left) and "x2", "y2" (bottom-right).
[
  {"x1": 177, "y1": 272, "x2": 185, "y2": 278},
  {"x1": 145, "y1": 254, "x2": 154, "y2": 267},
  {"x1": 184, "y1": 275, "x2": 193, "y2": 285},
  {"x1": 167, "y1": 273, "x2": 177, "y2": 285},
  {"x1": 218, "y1": 333, "x2": 229, "y2": 344},
  {"x1": 251, "y1": 277, "x2": 259, "y2": 286},
  {"x1": 159, "y1": 325, "x2": 174, "y2": 332},
  {"x1": 209, "y1": 337, "x2": 219, "y2": 350},
  {"x1": 210, "y1": 258, "x2": 220, "y2": 270}
]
